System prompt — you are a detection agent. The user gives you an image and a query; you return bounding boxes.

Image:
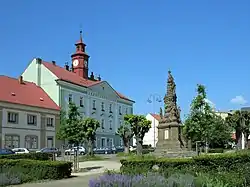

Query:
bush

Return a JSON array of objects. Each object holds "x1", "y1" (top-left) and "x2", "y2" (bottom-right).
[
  {"x1": 208, "y1": 148, "x2": 224, "y2": 153},
  {"x1": 0, "y1": 152, "x2": 51, "y2": 160},
  {"x1": 120, "y1": 152, "x2": 250, "y2": 186},
  {"x1": 0, "y1": 159, "x2": 72, "y2": 184}
]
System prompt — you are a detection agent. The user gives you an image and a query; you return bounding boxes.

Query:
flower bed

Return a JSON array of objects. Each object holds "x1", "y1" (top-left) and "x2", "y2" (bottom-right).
[{"x1": 89, "y1": 172, "x2": 229, "y2": 187}]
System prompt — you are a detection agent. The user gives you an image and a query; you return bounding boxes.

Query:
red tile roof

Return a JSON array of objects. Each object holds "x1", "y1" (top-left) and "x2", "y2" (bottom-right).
[
  {"x1": 150, "y1": 113, "x2": 161, "y2": 121},
  {"x1": 42, "y1": 61, "x2": 134, "y2": 102},
  {"x1": 0, "y1": 76, "x2": 60, "y2": 111}
]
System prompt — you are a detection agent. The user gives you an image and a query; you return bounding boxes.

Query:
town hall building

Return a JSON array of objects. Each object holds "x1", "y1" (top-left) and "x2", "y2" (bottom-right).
[{"x1": 21, "y1": 31, "x2": 135, "y2": 148}]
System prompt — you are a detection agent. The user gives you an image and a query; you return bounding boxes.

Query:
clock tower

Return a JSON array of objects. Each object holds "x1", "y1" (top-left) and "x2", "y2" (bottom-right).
[{"x1": 71, "y1": 31, "x2": 90, "y2": 79}]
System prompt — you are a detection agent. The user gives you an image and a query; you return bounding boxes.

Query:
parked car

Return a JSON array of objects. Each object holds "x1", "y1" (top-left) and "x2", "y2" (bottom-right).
[
  {"x1": 93, "y1": 147, "x2": 113, "y2": 154},
  {"x1": 36, "y1": 147, "x2": 61, "y2": 157},
  {"x1": 65, "y1": 146, "x2": 86, "y2": 155},
  {"x1": 115, "y1": 146, "x2": 125, "y2": 153},
  {"x1": 12, "y1": 148, "x2": 29, "y2": 154},
  {"x1": 0, "y1": 148, "x2": 15, "y2": 155}
]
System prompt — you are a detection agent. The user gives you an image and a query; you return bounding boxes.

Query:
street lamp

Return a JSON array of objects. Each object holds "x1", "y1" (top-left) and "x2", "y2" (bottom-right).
[{"x1": 147, "y1": 94, "x2": 162, "y2": 148}]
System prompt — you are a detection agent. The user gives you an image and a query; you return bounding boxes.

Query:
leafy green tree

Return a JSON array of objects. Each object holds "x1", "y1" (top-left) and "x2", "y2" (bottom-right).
[
  {"x1": 183, "y1": 84, "x2": 231, "y2": 152},
  {"x1": 124, "y1": 114, "x2": 151, "y2": 155},
  {"x1": 80, "y1": 117, "x2": 100, "y2": 155},
  {"x1": 116, "y1": 120, "x2": 133, "y2": 153},
  {"x1": 57, "y1": 102, "x2": 84, "y2": 146},
  {"x1": 226, "y1": 110, "x2": 250, "y2": 149}
]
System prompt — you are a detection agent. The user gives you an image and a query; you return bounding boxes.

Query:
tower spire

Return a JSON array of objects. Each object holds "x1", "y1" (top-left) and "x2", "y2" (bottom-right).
[{"x1": 80, "y1": 30, "x2": 83, "y2": 43}]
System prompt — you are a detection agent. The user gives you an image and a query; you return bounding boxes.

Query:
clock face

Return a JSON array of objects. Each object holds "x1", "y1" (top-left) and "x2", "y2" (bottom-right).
[
  {"x1": 84, "y1": 60, "x2": 88, "y2": 67},
  {"x1": 73, "y1": 60, "x2": 79, "y2": 67}
]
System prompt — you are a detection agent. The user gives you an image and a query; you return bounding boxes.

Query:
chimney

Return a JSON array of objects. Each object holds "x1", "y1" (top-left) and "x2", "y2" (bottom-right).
[
  {"x1": 97, "y1": 75, "x2": 101, "y2": 81},
  {"x1": 36, "y1": 58, "x2": 42, "y2": 64},
  {"x1": 18, "y1": 76, "x2": 24, "y2": 84},
  {"x1": 52, "y1": 61, "x2": 56, "y2": 65},
  {"x1": 65, "y1": 62, "x2": 69, "y2": 71},
  {"x1": 90, "y1": 72, "x2": 94, "y2": 80}
]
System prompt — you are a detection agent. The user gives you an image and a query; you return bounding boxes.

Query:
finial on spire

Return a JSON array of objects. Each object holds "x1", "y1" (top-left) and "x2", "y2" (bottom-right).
[{"x1": 80, "y1": 30, "x2": 83, "y2": 42}]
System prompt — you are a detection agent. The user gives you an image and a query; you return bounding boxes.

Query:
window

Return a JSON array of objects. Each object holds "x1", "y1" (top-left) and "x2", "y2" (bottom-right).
[
  {"x1": 130, "y1": 108, "x2": 133, "y2": 114},
  {"x1": 5, "y1": 135, "x2": 20, "y2": 148},
  {"x1": 119, "y1": 106, "x2": 122, "y2": 115},
  {"x1": 27, "y1": 114, "x2": 37, "y2": 125},
  {"x1": 47, "y1": 137, "x2": 54, "y2": 148},
  {"x1": 68, "y1": 94, "x2": 72, "y2": 103},
  {"x1": 92, "y1": 100, "x2": 96, "y2": 109},
  {"x1": 7, "y1": 112, "x2": 18, "y2": 123},
  {"x1": 101, "y1": 102, "x2": 105, "y2": 111},
  {"x1": 80, "y1": 97, "x2": 84, "y2": 107},
  {"x1": 47, "y1": 117, "x2": 54, "y2": 127},
  {"x1": 101, "y1": 119, "x2": 105, "y2": 129},
  {"x1": 101, "y1": 138, "x2": 105, "y2": 148},
  {"x1": 109, "y1": 120, "x2": 112, "y2": 130},
  {"x1": 119, "y1": 139, "x2": 123, "y2": 146},
  {"x1": 125, "y1": 108, "x2": 128, "y2": 114},
  {"x1": 109, "y1": 104, "x2": 112, "y2": 113},
  {"x1": 25, "y1": 135, "x2": 38, "y2": 149}
]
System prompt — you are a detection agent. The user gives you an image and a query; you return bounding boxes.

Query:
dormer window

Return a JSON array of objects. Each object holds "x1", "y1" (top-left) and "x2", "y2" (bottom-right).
[{"x1": 101, "y1": 102, "x2": 105, "y2": 111}]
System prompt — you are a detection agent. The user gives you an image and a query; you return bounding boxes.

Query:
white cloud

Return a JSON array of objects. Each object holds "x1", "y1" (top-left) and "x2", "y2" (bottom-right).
[{"x1": 230, "y1": 95, "x2": 247, "y2": 105}]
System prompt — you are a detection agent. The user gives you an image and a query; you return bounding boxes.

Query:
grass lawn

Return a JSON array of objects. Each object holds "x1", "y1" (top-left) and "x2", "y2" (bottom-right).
[{"x1": 78, "y1": 155, "x2": 108, "y2": 162}]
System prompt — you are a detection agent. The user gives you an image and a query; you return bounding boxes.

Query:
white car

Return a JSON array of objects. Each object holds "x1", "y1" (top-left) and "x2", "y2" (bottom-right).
[
  {"x1": 12, "y1": 148, "x2": 29, "y2": 154},
  {"x1": 65, "y1": 146, "x2": 86, "y2": 155}
]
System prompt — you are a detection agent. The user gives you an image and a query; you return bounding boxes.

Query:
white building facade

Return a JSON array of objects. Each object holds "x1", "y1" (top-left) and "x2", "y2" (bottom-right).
[
  {"x1": 21, "y1": 33, "x2": 134, "y2": 148},
  {"x1": 133, "y1": 113, "x2": 160, "y2": 147}
]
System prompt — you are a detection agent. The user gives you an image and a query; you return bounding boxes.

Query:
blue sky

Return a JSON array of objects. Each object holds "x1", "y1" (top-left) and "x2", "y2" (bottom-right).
[{"x1": 0, "y1": 0, "x2": 250, "y2": 118}]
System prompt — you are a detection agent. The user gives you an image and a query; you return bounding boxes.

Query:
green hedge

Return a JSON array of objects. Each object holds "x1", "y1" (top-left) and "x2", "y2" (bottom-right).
[
  {"x1": 120, "y1": 152, "x2": 250, "y2": 186},
  {"x1": 0, "y1": 159, "x2": 72, "y2": 185},
  {"x1": 0, "y1": 153, "x2": 51, "y2": 160}
]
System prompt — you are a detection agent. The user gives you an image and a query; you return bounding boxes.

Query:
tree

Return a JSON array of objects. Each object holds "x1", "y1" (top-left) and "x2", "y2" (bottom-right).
[
  {"x1": 116, "y1": 120, "x2": 133, "y2": 154},
  {"x1": 159, "y1": 107, "x2": 163, "y2": 119},
  {"x1": 57, "y1": 102, "x2": 84, "y2": 146},
  {"x1": 183, "y1": 84, "x2": 231, "y2": 152},
  {"x1": 80, "y1": 117, "x2": 100, "y2": 155},
  {"x1": 225, "y1": 110, "x2": 250, "y2": 149},
  {"x1": 125, "y1": 114, "x2": 151, "y2": 155}
]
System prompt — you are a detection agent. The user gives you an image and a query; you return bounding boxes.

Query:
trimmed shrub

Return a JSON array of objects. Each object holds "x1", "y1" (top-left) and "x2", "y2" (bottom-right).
[
  {"x1": 0, "y1": 159, "x2": 72, "y2": 184},
  {"x1": 0, "y1": 152, "x2": 51, "y2": 160},
  {"x1": 120, "y1": 152, "x2": 250, "y2": 186},
  {"x1": 208, "y1": 148, "x2": 224, "y2": 153}
]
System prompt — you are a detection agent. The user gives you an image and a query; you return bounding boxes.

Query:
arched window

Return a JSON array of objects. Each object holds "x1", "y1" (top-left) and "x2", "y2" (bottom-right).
[{"x1": 25, "y1": 135, "x2": 38, "y2": 149}]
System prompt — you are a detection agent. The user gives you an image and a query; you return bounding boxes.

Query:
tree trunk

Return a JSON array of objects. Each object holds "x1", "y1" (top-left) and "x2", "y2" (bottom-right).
[
  {"x1": 124, "y1": 140, "x2": 130, "y2": 154},
  {"x1": 87, "y1": 140, "x2": 93, "y2": 156},
  {"x1": 205, "y1": 138, "x2": 208, "y2": 153},
  {"x1": 136, "y1": 137, "x2": 143, "y2": 155},
  {"x1": 244, "y1": 133, "x2": 248, "y2": 149},
  {"x1": 236, "y1": 129, "x2": 242, "y2": 150}
]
